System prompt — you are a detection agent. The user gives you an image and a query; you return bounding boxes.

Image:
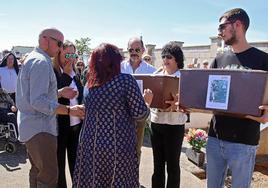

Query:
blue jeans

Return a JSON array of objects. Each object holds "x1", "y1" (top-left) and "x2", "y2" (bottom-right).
[{"x1": 206, "y1": 136, "x2": 257, "y2": 188}]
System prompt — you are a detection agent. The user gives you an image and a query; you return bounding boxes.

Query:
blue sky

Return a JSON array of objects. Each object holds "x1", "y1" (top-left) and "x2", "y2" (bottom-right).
[{"x1": 0, "y1": 0, "x2": 267, "y2": 51}]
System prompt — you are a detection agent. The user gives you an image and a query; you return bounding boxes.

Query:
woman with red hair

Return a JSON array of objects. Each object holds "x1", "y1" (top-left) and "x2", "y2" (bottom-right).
[{"x1": 73, "y1": 43, "x2": 153, "y2": 188}]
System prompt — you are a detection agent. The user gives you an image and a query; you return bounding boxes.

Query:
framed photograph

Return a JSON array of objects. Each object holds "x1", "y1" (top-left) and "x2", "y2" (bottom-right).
[{"x1": 205, "y1": 75, "x2": 231, "y2": 110}]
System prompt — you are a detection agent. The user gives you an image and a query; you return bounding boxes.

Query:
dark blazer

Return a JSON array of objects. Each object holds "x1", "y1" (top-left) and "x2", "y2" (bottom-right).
[
  {"x1": 54, "y1": 69, "x2": 84, "y2": 126},
  {"x1": 54, "y1": 68, "x2": 84, "y2": 188}
]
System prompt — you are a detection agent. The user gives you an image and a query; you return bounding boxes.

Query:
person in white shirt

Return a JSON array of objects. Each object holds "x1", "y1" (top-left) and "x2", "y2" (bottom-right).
[
  {"x1": 121, "y1": 37, "x2": 156, "y2": 164},
  {"x1": 150, "y1": 41, "x2": 187, "y2": 188},
  {"x1": 0, "y1": 52, "x2": 19, "y2": 103},
  {"x1": 121, "y1": 37, "x2": 156, "y2": 74}
]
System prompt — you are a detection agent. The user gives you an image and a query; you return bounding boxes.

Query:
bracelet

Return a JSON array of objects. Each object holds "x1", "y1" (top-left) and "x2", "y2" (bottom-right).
[
  {"x1": 66, "y1": 106, "x2": 70, "y2": 115},
  {"x1": 58, "y1": 89, "x2": 62, "y2": 98}
]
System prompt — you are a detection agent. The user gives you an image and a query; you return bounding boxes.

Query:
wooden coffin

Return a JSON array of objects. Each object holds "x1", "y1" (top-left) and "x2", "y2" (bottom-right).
[
  {"x1": 179, "y1": 69, "x2": 268, "y2": 117},
  {"x1": 133, "y1": 74, "x2": 179, "y2": 109}
]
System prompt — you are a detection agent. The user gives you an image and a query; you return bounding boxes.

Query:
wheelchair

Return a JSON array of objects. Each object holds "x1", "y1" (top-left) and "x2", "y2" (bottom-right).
[{"x1": 0, "y1": 111, "x2": 19, "y2": 153}]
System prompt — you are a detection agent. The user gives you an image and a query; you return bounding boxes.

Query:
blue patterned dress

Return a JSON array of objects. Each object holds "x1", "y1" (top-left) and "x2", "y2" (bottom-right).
[{"x1": 73, "y1": 73, "x2": 149, "y2": 188}]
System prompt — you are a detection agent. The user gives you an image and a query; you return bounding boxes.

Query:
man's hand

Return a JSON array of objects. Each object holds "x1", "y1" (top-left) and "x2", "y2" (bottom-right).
[
  {"x1": 143, "y1": 89, "x2": 154, "y2": 107},
  {"x1": 164, "y1": 93, "x2": 179, "y2": 112},
  {"x1": 69, "y1": 104, "x2": 85, "y2": 119},
  {"x1": 58, "y1": 87, "x2": 78, "y2": 99},
  {"x1": 246, "y1": 105, "x2": 268, "y2": 124},
  {"x1": 164, "y1": 94, "x2": 190, "y2": 113}
]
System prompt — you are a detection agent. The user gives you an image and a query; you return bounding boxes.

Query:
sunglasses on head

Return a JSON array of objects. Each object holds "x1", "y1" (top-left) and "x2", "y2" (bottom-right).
[
  {"x1": 65, "y1": 53, "x2": 78, "y2": 59},
  {"x1": 218, "y1": 21, "x2": 234, "y2": 32},
  {"x1": 44, "y1": 36, "x2": 63, "y2": 48},
  {"x1": 161, "y1": 54, "x2": 173, "y2": 59},
  {"x1": 128, "y1": 48, "x2": 141, "y2": 53}
]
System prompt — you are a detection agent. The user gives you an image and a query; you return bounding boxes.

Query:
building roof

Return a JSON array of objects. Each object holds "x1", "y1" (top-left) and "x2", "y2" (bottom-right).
[{"x1": 11, "y1": 46, "x2": 34, "y2": 57}]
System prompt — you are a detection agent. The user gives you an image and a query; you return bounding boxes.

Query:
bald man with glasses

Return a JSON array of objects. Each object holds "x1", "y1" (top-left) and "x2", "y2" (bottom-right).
[{"x1": 16, "y1": 28, "x2": 85, "y2": 188}]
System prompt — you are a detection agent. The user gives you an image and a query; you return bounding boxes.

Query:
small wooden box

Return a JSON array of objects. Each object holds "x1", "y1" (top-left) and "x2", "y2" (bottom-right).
[
  {"x1": 179, "y1": 69, "x2": 268, "y2": 117},
  {"x1": 133, "y1": 74, "x2": 179, "y2": 109}
]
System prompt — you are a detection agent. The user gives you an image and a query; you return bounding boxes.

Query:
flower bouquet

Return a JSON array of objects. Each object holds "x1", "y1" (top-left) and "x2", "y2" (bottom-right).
[
  {"x1": 186, "y1": 128, "x2": 208, "y2": 152},
  {"x1": 185, "y1": 128, "x2": 208, "y2": 166}
]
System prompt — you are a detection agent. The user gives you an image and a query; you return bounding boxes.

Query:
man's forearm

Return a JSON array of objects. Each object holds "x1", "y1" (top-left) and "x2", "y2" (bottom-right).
[
  {"x1": 55, "y1": 104, "x2": 85, "y2": 119},
  {"x1": 55, "y1": 104, "x2": 69, "y2": 115}
]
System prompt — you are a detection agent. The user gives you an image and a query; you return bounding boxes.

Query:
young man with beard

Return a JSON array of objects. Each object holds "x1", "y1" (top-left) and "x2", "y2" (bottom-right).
[
  {"x1": 121, "y1": 37, "x2": 156, "y2": 163},
  {"x1": 206, "y1": 8, "x2": 268, "y2": 188}
]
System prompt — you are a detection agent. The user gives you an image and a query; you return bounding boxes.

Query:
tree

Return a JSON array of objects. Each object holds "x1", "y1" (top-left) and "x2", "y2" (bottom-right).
[{"x1": 75, "y1": 37, "x2": 91, "y2": 55}]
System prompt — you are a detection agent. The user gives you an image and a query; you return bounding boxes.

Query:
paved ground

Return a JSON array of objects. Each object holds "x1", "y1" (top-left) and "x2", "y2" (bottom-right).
[{"x1": 0, "y1": 137, "x2": 206, "y2": 188}]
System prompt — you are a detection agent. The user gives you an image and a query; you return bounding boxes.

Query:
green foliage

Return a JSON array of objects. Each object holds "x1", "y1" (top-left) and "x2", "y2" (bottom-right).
[{"x1": 75, "y1": 37, "x2": 91, "y2": 55}]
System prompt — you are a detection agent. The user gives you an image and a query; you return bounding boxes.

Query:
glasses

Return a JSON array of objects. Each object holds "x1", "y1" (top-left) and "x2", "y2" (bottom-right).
[
  {"x1": 128, "y1": 48, "x2": 141, "y2": 53},
  {"x1": 44, "y1": 36, "x2": 63, "y2": 47},
  {"x1": 65, "y1": 53, "x2": 78, "y2": 59},
  {"x1": 218, "y1": 21, "x2": 234, "y2": 32},
  {"x1": 144, "y1": 58, "x2": 151, "y2": 61},
  {"x1": 161, "y1": 54, "x2": 173, "y2": 59}
]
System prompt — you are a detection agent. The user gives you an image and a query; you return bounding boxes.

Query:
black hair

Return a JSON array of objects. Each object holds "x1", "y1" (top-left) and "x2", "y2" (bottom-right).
[
  {"x1": 0, "y1": 53, "x2": 19, "y2": 74},
  {"x1": 220, "y1": 8, "x2": 250, "y2": 31},
  {"x1": 161, "y1": 41, "x2": 184, "y2": 69}
]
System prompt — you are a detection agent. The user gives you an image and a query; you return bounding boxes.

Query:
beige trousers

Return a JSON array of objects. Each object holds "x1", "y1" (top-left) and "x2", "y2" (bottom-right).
[{"x1": 136, "y1": 119, "x2": 146, "y2": 164}]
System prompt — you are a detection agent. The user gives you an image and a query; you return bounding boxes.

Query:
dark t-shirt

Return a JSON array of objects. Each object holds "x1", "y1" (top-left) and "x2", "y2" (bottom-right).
[{"x1": 208, "y1": 47, "x2": 268, "y2": 145}]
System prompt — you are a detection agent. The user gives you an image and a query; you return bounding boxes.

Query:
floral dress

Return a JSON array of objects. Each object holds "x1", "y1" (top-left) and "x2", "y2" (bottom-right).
[{"x1": 73, "y1": 73, "x2": 149, "y2": 188}]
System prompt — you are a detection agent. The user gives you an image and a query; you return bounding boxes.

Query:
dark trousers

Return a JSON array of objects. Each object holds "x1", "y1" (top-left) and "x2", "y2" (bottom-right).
[
  {"x1": 151, "y1": 122, "x2": 185, "y2": 188},
  {"x1": 26, "y1": 133, "x2": 58, "y2": 188},
  {"x1": 8, "y1": 92, "x2": 16, "y2": 103},
  {"x1": 57, "y1": 123, "x2": 82, "y2": 188}
]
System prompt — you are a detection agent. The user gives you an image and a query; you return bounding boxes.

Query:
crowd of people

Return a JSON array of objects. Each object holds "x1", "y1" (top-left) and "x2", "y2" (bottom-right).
[{"x1": 0, "y1": 7, "x2": 268, "y2": 188}]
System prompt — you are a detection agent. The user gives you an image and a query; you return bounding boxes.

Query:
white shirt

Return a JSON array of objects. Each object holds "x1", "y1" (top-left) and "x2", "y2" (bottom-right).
[
  {"x1": 60, "y1": 68, "x2": 81, "y2": 126},
  {"x1": 0, "y1": 67, "x2": 17, "y2": 93},
  {"x1": 121, "y1": 60, "x2": 156, "y2": 74},
  {"x1": 150, "y1": 70, "x2": 188, "y2": 125}
]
